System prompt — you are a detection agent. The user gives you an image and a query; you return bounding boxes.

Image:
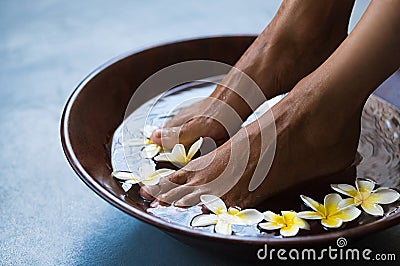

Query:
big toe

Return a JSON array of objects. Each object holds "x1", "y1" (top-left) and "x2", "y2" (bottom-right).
[
  {"x1": 150, "y1": 123, "x2": 203, "y2": 150},
  {"x1": 150, "y1": 119, "x2": 229, "y2": 149}
]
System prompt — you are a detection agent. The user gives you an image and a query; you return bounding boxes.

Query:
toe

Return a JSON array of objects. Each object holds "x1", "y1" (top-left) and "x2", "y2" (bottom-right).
[
  {"x1": 139, "y1": 185, "x2": 160, "y2": 201},
  {"x1": 149, "y1": 126, "x2": 182, "y2": 149},
  {"x1": 150, "y1": 123, "x2": 201, "y2": 150},
  {"x1": 160, "y1": 170, "x2": 188, "y2": 186},
  {"x1": 139, "y1": 186, "x2": 154, "y2": 201},
  {"x1": 174, "y1": 190, "x2": 203, "y2": 207},
  {"x1": 157, "y1": 185, "x2": 194, "y2": 205},
  {"x1": 149, "y1": 129, "x2": 162, "y2": 144},
  {"x1": 140, "y1": 170, "x2": 188, "y2": 201},
  {"x1": 149, "y1": 127, "x2": 176, "y2": 148}
]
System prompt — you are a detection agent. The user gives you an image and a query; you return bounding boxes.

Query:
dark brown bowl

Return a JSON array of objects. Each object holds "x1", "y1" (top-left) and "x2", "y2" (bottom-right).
[{"x1": 61, "y1": 36, "x2": 400, "y2": 256}]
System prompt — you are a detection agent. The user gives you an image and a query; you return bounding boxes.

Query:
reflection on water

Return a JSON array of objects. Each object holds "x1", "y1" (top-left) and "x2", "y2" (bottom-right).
[
  {"x1": 111, "y1": 80, "x2": 400, "y2": 237},
  {"x1": 358, "y1": 97, "x2": 400, "y2": 188}
]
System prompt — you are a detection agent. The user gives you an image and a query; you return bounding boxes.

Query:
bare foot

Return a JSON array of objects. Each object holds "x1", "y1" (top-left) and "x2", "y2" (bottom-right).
[
  {"x1": 141, "y1": 73, "x2": 362, "y2": 208},
  {"x1": 150, "y1": 0, "x2": 355, "y2": 149},
  {"x1": 141, "y1": 0, "x2": 400, "y2": 208}
]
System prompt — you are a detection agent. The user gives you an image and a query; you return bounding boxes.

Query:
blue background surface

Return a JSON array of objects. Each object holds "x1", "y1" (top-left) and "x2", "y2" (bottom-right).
[{"x1": 1, "y1": 0, "x2": 399, "y2": 265}]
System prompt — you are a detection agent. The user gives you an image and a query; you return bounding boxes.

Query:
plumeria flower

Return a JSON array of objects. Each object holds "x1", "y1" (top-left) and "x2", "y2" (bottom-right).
[
  {"x1": 112, "y1": 164, "x2": 175, "y2": 187},
  {"x1": 331, "y1": 179, "x2": 400, "y2": 216},
  {"x1": 191, "y1": 195, "x2": 264, "y2": 235},
  {"x1": 123, "y1": 125, "x2": 161, "y2": 158},
  {"x1": 298, "y1": 193, "x2": 361, "y2": 228},
  {"x1": 259, "y1": 211, "x2": 309, "y2": 237},
  {"x1": 154, "y1": 137, "x2": 203, "y2": 167}
]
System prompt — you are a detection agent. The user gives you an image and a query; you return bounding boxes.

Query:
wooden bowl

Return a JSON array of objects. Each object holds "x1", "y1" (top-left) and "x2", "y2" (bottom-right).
[{"x1": 61, "y1": 36, "x2": 400, "y2": 258}]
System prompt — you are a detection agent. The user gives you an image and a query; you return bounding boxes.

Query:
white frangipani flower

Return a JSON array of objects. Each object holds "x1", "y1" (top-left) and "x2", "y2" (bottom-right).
[
  {"x1": 123, "y1": 125, "x2": 161, "y2": 158},
  {"x1": 154, "y1": 137, "x2": 203, "y2": 167},
  {"x1": 112, "y1": 164, "x2": 175, "y2": 187},
  {"x1": 259, "y1": 211, "x2": 309, "y2": 237},
  {"x1": 191, "y1": 195, "x2": 264, "y2": 235},
  {"x1": 298, "y1": 193, "x2": 361, "y2": 228},
  {"x1": 331, "y1": 179, "x2": 400, "y2": 216}
]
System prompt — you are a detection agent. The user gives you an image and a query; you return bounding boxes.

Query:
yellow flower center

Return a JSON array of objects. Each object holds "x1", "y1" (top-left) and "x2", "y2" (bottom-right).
[
  {"x1": 228, "y1": 208, "x2": 240, "y2": 216},
  {"x1": 354, "y1": 191, "x2": 369, "y2": 205},
  {"x1": 285, "y1": 219, "x2": 294, "y2": 227},
  {"x1": 215, "y1": 207, "x2": 226, "y2": 215},
  {"x1": 282, "y1": 215, "x2": 295, "y2": 227}
]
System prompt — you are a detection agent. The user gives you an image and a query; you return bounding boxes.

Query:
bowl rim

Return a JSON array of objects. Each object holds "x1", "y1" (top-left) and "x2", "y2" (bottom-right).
[{"x1": 60, "y1": 35, "x2": 400, "y2": 247}]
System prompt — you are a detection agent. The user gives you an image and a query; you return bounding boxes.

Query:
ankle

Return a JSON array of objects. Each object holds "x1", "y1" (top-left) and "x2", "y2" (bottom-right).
[{"x1": 273, "y1": 0, "x2": 354, "y2": 42}]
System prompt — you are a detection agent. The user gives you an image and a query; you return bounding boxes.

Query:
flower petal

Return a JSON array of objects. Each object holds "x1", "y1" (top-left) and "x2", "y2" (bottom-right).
[
  {"x1": 263, "y1": 211, "x2": 281, "y2": 222},
  {"x1": 122, "y1": 138, "x2": 147, "y2": 146},
  {"x1": 235, "y1": 209, "x2": 264, "y2": 225},
  {"x1": 142, "y1": 169, "x2": 175, "y2": 186},
  {"x1": 280, "y1": 225, "x2": 300, "y2": 237},
  {"x1": 331, "y1": 184, "x2": 358, "y2": 197},
  {"x1": 142, "y1": 173, "x2": 160, "y2": 186},
  {"x1": 227, "y1": 207, "x2": 240, "y2": 215},
  {"x1": 259, "y1": 222, "x2": 282, "y2": 230},
  {"x1": 356, "y1": 179, "x2": 375, "y2": 193},
  {"x1": 368, "y1": 188, "x2": 400, "y2": 204},
  {"x1": 321, "y1": 217, "x2": 343, "y2": 228},
  {"x1": 141, "y1": 144, "x2": 161, "y2": 158},
  {"x1": 153, "y1": 153, "x2": 173, "y2": 162},
  {"x1": 121, "y1": 182, "x2": 133, "y2": 192},
  {"x1": 338, "y1": 198, "x2": 356, "y2": 208},
  {"x1": 191, "y1": 214, "x2": 218, "y2": 227},
  {"x1": 171, "y1": 144, "x2": 187, "y2": 163},
  {"x1": 112, "y1": 171, "x2": 141, "y2": 181},
  {"x1": 142, "y1": 125, "x2": 158, "y2": 138},
  {"x1": 361, "y1": 202, "x2": 384, "y2": 216},
  {"x1": 281, "y1": 211, "x2": 296, "y2": 223},
  {"x1": 333, "y1": 206, "x2": 361, "y2": 222},
  {"x1": 187, "y1": 137, "x2": 203, "y2": 160},
  {"x1": 293, "y1": 217, "x2": 310, "y2": 230},
  {"x1": 125, "y1": 179, "x2": 141, "y2": 185},
  {"x1": 154, "y1": 168, "x2": 176, "y2": 177},
  {"x1": 155, "y1": 144, "x2": 188, "y2": 165},
  {"x1": 218, "y1": 212, "x2": 239, "y2": 224},
  {"x1": 300, "y1": 195, "x2": 325, "y2": 214},
  {"x1": 139, "y1": 164, "x2": 155, "y2": 177},
  {"x1": 297, "y1": 211, "x2": 322, "y2": 220},
  {"x1": 324, "y1": 193, "x2": 342, "y2": 215},
  {"x1": 215, "y1": 220, "x2": 232, "y2": 235},
  {"x1": 141, "y1": 176, "x2": 159, "y2": 186},
  {"x1": 200, "y1": 195, "x2": 227, "y2": 214}
]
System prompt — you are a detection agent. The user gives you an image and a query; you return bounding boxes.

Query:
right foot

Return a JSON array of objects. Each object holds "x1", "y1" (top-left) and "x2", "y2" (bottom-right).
[{"x1": 151, "y1": 0, "x2": 355, "y2": 149}]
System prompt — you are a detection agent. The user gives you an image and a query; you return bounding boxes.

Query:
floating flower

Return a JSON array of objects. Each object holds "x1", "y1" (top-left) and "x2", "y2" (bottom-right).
[
  {"x1": 154, "y1": 137, "x2": 203, "y2": 167},
  {"x1": 298, "y1": 193, "x2": 361, "y2": 228},
  {"x1": 191, "y1": 195, "x2": 264, "y2": 235},
  {"x1": 331, "y1": 179, "x2": 400, "y2": 216},
  {"x1": 123, "y1": 125, "x2": 161, "y2": 158},
  {"x1": 112, "y1": 164, "x2": 175, "y2": 186},
  {"x1": 259, "y1": 211, "x2": 309, "y2": 237}
]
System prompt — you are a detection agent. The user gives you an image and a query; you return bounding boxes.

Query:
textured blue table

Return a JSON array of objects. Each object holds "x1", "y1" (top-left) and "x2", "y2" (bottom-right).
[{"x1": 1, "y1": 0, "x2": 399, "y2": 265}]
